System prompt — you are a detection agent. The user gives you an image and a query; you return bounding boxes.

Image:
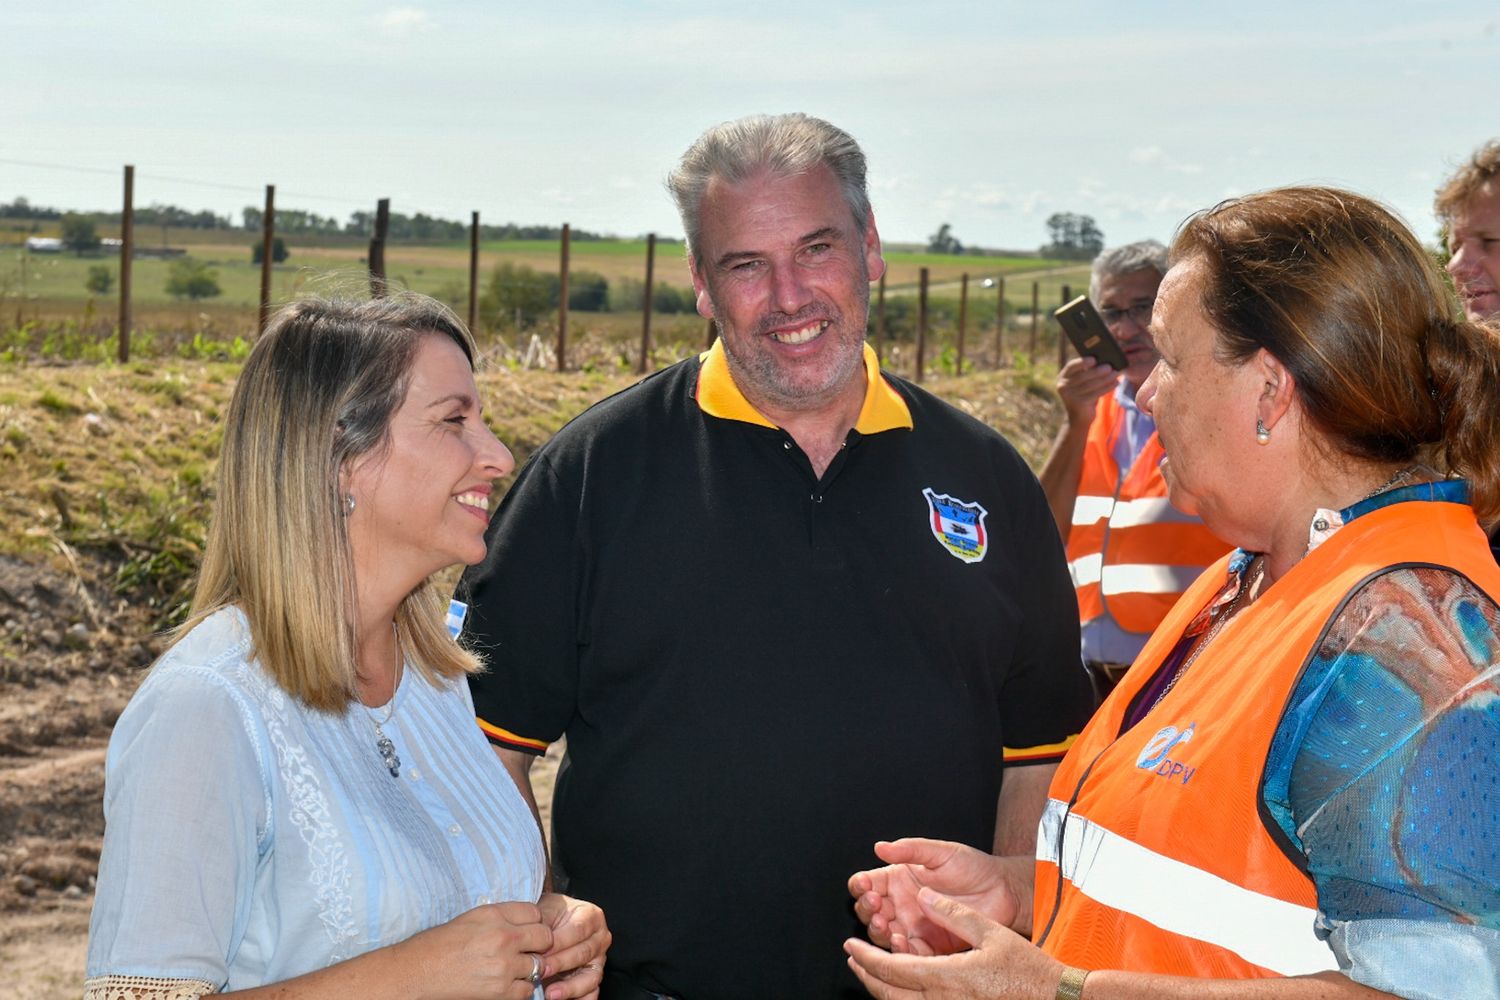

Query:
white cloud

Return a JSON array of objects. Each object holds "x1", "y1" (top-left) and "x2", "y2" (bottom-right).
[
  {"x1": 378, "y1": 7, "x2": 432, "y2": 33},
  {"x1": 973, "y1": 188, "x2": 1011, "y2": 209},
  {"x1": 1129, "y1": 145, "x2": 1202, "y2": 175}
]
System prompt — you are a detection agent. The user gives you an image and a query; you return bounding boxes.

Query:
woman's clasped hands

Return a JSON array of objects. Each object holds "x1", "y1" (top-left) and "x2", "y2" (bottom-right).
[{"x1": 397, "y1": 893, "x2": 609, "y2": 1000}]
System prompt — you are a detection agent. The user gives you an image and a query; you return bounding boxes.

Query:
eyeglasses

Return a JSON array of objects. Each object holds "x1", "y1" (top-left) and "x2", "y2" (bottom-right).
[{"x1": 1099, "y1": 302, "x2": 1153, "y2": 327}]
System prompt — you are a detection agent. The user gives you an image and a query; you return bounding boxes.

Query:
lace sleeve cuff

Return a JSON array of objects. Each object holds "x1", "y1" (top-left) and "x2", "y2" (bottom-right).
[{"x1": 83, "y1": 975, "x2": 220, "y2": 999}]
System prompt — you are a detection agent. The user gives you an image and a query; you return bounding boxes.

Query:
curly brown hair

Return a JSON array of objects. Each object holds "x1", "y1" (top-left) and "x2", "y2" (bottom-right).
[{"x1": 1434, "y1": 140, "x2": 1500, "y2": 221}]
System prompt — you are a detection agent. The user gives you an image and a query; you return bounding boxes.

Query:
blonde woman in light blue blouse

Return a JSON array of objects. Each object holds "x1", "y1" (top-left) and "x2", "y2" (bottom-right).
[{"x1": 86, "y1": 296, "x2": 609, "y2": 1000}]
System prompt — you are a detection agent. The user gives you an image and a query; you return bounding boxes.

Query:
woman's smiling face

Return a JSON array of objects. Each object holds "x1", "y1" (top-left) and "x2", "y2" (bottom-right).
[{"x1": 345, "y1": 333, "x2": 514, "y2": 591}]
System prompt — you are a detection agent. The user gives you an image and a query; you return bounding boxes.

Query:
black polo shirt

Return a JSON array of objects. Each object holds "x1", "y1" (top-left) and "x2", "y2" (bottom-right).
[{"x1": 462, "y1": 343, "x2": 1092, "y2": 1000}]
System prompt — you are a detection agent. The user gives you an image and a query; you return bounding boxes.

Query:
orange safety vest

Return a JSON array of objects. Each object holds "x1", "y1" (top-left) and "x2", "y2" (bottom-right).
[
  {"x1": 1035, "y1": 497, "x2": 1500, "y2": 977},
  {"x1": 1067, "y1": 393, "x2": 1228, "y2": 635}
]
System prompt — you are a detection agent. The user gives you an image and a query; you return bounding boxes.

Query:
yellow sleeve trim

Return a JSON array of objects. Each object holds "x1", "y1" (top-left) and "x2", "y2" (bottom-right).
[
  {"x1": 1003, "y1": 734, "x2": 1079, "y2": 763},
  {"x1": 695, "y1": 341, "x2": 912, "y2": 433},
  {"x1": 477, "y1": 717, "x2": 549, "y2": 753}
]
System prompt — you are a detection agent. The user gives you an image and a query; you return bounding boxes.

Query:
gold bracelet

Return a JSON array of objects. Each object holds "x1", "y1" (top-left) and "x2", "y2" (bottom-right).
[{"x1": 1055, "y1": 965, "x2": 1089, "y2": 1000}]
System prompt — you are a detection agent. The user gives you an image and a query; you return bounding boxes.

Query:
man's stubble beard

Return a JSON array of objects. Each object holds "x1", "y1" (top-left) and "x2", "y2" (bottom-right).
[{"x1": 711, "y1": 270, "x2": 871, "y2": 416}]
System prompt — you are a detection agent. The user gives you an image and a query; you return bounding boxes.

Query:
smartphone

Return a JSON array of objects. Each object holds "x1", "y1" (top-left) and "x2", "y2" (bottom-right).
[{"x1": 1054, "y1": 295, "x2": 1128, "y2": 370}]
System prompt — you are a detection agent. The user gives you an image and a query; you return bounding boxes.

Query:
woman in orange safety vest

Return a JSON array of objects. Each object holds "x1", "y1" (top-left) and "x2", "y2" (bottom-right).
[{"x1": 845, "y1": 187, "x2": 1500, "y2": 1000}]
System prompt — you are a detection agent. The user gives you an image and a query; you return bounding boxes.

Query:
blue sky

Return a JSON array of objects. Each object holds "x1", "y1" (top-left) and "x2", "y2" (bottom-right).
[{"x1": 3, "y1": 1, "x2": 1496, "y2": 250}]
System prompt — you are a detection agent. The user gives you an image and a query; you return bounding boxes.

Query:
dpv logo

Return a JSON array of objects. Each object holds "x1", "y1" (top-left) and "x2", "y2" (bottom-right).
[{"x1": 1136, "y1": 723, "x2": 1197, "y2": 786}]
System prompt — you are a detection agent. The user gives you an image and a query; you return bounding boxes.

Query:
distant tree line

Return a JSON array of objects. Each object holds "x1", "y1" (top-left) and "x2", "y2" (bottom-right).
[
  {"x1": 2, "y1": 196, "x2": 233, "y2": 229},
  {"x1": 927, "y1": 223, "x2": 964, "y2": 255},
  {"x1": 1043, "y1": 212, "x2": 1105, "y2": 260},
  {"x1": 0, "y1": 197, "x2": 62, "y2": 220},
  {"x1": 241, "y1": 206, "x2": 621, "y2": 243},
  {"x1": 925, "y1": 216, "x2": 1107, "y2": 260},
  {"x1": 2, "y1": 196, "x2": 658, "y2": 244}
]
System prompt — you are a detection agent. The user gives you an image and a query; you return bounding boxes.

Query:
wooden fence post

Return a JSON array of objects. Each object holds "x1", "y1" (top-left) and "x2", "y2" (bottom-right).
[
  {"x1": 118, "y1": 165, "x2": 133, "y2": 363},
  {"x1": 915, "y1": 267, "x2": 929, "y2": 384},
  {"x1": 1029, "y1": 281, "x2": 1039, "y2": 357},
  {"x1": 468, "y1": 211, "x2": 480, "y2": 334},
  {"x1": 638, "y1": 233, "x2": 656, "y2": 374},
  {"x1": 994, "y1": 277, "x2": 1006, "y2": 368},
  {"x1": 368, "y1": 198, "x2": 389, "y2": 297},
  {"x1": 556, "y1": 223, "x2": 570, "y2": 372},
  {"x1": 956, "y1": 273, "x2": 969, "y2": 376},
  {"x1": 258, "y1": 184, "x2": 275, "y2": 336}
]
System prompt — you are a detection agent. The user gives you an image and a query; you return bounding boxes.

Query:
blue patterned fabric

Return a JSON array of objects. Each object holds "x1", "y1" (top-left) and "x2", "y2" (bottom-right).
[{"x1": 1261, "y1": 482, "x2": 1500, "y2": 999}]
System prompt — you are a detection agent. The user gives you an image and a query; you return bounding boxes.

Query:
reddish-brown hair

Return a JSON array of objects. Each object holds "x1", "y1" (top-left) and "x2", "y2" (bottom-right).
[{"x1": 1172, "y1": 186, "x2": 1500, "y2": 518}]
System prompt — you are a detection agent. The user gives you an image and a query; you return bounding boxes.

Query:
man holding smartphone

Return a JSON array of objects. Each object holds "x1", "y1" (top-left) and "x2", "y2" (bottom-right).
[{"x1": 1038, "y1": 240, "x2": 1229, "y2": 694}]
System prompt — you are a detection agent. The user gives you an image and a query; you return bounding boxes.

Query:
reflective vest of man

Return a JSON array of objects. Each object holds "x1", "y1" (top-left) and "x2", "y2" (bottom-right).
[
  {"x1": 1033, "y1": 496, "x2": 1500, "y2": 976},
  {"x1": 1066, "y1": 390, "x2": 1227, "y2": 639}
]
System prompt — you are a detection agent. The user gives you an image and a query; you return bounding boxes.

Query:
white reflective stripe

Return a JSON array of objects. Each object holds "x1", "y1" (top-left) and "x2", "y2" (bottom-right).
[
  {"x1": 1072, "y1": 494, "x2": 1115, "y2": 526},
  {"x1": 1069, "y1": 553, "x2": 1103, "y2": 588},
  {"x1": 1108, "y1": 496, "x2": 1197, "y2": 528},
  {"x1": 1073, "y1": 495, "x2": 1197, "y2": 528},
  {"x1": 1100, "y1": 564, "x2": 1203, "y2": 596},
  {"x1": 1037, "y1": 799, "x2": 1336, "y2": 977}
]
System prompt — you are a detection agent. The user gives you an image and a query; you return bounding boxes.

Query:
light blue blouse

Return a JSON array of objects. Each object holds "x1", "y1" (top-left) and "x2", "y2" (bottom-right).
[{"x1": 87, "y1": 607, "x2": 546, "y2": 991}]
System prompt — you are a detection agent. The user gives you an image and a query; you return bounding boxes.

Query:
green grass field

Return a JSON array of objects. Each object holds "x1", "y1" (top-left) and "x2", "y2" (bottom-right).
[{"x1": 1, "y1": 221, "x2": 1091, "y2": 364}]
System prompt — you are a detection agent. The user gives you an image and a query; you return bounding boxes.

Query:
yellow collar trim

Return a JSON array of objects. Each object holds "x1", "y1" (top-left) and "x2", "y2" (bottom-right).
[{"x1": 695, "y1": 340, "x2": 913, "y2": 434}]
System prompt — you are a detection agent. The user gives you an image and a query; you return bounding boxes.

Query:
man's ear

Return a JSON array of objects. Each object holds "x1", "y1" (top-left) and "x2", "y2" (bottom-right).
[
  {"x1": 864, "y1": 209, "x2": 886, "y2": 284},
  {"x1": 688, "y1": 256, "x2": 715, "y2": 319}
]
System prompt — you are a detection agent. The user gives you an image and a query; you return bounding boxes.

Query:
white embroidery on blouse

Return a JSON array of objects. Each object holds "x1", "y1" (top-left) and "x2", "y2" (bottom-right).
[{"x1": 241, "y1": 661, "x2": 358, "y2": 960}]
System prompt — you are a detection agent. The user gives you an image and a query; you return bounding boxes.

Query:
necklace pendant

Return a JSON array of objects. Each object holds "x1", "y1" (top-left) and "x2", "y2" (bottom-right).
[{"x1": 373, "y1": 723, "x2": 401, "y2": 778}]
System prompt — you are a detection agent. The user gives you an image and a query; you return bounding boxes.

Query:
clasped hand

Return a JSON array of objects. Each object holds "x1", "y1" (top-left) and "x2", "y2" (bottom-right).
[
  {"x1": 845, "y1": 838, "x2": 1061, "y2": 1000},
  {"x1": 537, "y1": 891, "x2": 611, "y2": 999},
  {"x1": 400, "y1": 893, "x2": 608, "y2": 1000}
]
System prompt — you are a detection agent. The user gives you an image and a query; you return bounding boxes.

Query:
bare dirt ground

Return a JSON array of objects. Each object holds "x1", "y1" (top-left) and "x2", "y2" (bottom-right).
[{"x1": 0, "y1": 551, "x2": 153, "y2": 1000}]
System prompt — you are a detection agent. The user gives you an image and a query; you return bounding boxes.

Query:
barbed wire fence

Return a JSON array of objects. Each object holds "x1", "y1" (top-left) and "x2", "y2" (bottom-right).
[{"x1": 1, "y1": 159, "x2": 1083, "y2": 375}]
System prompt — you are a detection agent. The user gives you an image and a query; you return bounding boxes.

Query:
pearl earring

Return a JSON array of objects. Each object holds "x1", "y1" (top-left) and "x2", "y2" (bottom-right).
[{"x1": 1255, "y1": 419, "x2": 1271, "y2": 445}]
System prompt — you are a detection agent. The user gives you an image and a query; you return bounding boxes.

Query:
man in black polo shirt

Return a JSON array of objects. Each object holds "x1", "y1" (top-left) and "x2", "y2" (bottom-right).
[{"x1": 461, "y1": 112, "x2": 1095, "y2": 1000}]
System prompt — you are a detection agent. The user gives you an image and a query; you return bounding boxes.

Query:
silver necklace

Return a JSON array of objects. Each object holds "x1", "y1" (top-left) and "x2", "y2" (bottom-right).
[
  {"x1": 365, "y1": 625, "x2": 404, "y2": 778},
  {"x1": 1359, "y1": 465, "x2": 1416, "y2": 503},
  {"x1": 1152, "y1": 555, "x2": 1264, "y2": 712}
]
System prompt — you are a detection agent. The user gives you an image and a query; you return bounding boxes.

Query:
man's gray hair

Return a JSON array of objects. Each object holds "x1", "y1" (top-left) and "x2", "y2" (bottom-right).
[
  {"x1": 667, "y1": 113, "x2": 871, "y2": 266},
  {"x1": 1089, "y1": 239, "x2": 1169, "y2": 300}
]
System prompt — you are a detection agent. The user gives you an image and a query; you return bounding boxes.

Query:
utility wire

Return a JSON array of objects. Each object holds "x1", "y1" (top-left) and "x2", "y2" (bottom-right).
[{"x1": 2, "y1": 157, "x2": 373, "y2": 208}]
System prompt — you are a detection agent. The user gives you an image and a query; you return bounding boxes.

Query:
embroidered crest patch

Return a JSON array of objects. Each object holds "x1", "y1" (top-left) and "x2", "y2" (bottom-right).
[{"x1": 922, "y1": 488, "x2": 989, "y2": 564}]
